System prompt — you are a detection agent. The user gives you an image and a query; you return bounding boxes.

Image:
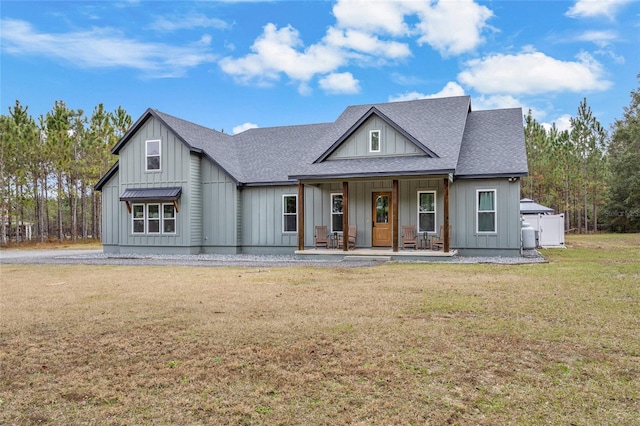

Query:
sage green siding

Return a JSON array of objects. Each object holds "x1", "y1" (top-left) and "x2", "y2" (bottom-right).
[
  {"x1": 116, "y1": 117, "x2": 198, "y2": 253},
  {"x1": 100, "y1": 170, "x2": 120, "y2": 252},
  {"x1": 328, "y1": 115, "x2": 426, "y2": 159},
  {"x1": 201, "y1": 158, "x2": 238, "y2": 252},
  {"x1": 240, "y1": 186, "x2": 299, "y2": 249},
  {"x1": 450, "y1": 179, "x2": 521, "y2": 253}
]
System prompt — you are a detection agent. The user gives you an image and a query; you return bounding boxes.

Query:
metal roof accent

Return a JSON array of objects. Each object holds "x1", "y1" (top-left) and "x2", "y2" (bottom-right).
[
  {"x1": 119, "y1": 187, "x2": 182, "y2": 202},
  {"x1": 520, "y1": 198, "x2": 554, "y2": 214}
]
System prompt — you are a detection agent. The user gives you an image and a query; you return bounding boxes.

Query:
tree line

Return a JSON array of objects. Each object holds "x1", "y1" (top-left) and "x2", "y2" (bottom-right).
[
  {"x1": 0, "y1": 100, "x2": 131, "y2": 245},
  {"x1": 522, "y1": 78, "x2": 640, "y2": 233},
  {"x1": 1, "y1": 83, "x2": 639, "y2": 245}
]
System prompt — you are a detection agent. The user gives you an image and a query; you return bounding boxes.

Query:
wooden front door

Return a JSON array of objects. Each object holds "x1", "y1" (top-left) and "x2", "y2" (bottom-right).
[{"x1": 372, "y1": 192, "x2": 392, "y2": 247}]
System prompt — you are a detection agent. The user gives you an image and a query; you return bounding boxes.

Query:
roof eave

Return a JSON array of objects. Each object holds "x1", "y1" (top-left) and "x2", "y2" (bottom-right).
[{"x1": 94, "y1": 161, "x2": 119, "y2": 191}]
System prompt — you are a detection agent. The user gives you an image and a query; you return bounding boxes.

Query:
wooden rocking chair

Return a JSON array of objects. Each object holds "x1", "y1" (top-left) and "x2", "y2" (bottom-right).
[
  {"x1": 431, "y1": 225, "x2": 452, "y2": 251},
  {"x1": 314, "y1": 225, "x2": 329, "y2": 249},
  {"x1": 401, "y1": 225, "x2": 418, "y2": 250}
]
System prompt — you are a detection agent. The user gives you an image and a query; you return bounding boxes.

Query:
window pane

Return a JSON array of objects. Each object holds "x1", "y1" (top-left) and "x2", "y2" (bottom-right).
[
  {"x1": 163, "y1": 204, "x2": 175, "y2": 218},
  {"x1": 332, "y1": 214, "x2": 343, "y2": 232},
  {"x1": 148, "y1": 205, "x2": 160, "y2": 218},
  {"x1": 284, "y1": 215, "x2": 297, "y2": 232},
  {"x1": 163, "y1": 219, "x2": 175, "y2": 233},
  {"x1": 376, "y1": 195, "x2": 388, "y2": 223},
  {"x1": 133, "y1": 205, "x2": 144, "y2": 219},
  {"x1": 284, "y1": 196, "x2": 296, "y2": 214},
  {"x1": 147, "y1": 156, "x2": 160, "y2": 170},
  {"x1": 147, "y1": 141, "x2": 160, "y2": 155},
  {"x1": 148, "y1": 219, "x2": 160, "y2": 233},
  {"x1": 478, "y1": 212, "x2": 495, "y2": 232},
  {"x1": 370, "y1": 131, "x2": 380, "y2": 151},
  {"x1": 419, "y1": 213, "x2": 435, "y2": 233},
  {"x1": 332, "y1": 195, "x2": 343, "y2": 213},
  {"x1": 478, "y1": 191, "x2": 494, "y2": 211},
  {"x1": 133, "y1": 219, "x2": 144, "y2": 233},
  {"x1": 419, "y1": 193, "x2": 434, "y2": 212}
]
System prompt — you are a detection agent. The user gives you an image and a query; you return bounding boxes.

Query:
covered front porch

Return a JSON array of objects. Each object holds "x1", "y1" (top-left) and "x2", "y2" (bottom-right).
[
  {"x1": 295, "y1": 176, "x2": 453, "y2": 254},
  {"x1": 295, "y1": 246, "x2": 457, "y2": 262}
]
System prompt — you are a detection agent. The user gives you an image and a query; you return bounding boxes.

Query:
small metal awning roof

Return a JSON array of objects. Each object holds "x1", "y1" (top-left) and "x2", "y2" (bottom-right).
[
  {"x1": 520, "y1": 198, "x2": 554, "y2": 214},
  {"x1": 120, "y1": 187, "x2": 182, "y2": 202}
]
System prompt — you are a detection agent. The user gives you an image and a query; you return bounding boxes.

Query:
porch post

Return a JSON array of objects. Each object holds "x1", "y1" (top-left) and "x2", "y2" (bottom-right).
[
  {"x1": 298, "y1": 182, "x2": 305, "y2": 251},
  {"x1": 342, "y1": 181, "x2": 349, "y2": 252},
  {"x1": 443, "y1": 177, "x2": 450, "y2": 252},
  {"x1": 392, "y1": 179, "x2": 399, "y2": 252}
]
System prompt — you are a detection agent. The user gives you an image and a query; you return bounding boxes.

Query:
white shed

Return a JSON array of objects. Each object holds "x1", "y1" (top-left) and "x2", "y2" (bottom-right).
[{"x1": 520, "y1": 199, "x2": 565, "y2": 248}]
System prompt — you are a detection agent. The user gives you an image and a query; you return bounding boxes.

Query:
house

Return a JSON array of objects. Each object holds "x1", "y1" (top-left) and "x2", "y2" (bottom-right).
[{"x1": 95, "y1": 96, "x2": 528, "y2": 257}]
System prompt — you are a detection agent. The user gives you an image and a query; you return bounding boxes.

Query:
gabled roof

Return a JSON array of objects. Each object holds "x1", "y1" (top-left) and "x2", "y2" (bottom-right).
[
  {"x1": 97, "y1": 96, "x2": 527, "y2": 188},
  {"x1": 455, "y1": 108, "x2": 528, "y2": 178},
  {"x1": 520, "y1": 198, "x2": 554, "y2": 214}
]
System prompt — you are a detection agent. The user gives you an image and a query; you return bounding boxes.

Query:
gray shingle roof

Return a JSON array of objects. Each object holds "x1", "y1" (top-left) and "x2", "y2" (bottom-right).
[{"x1": 102, "y1": 97, "x2": 527, "y2": 188}]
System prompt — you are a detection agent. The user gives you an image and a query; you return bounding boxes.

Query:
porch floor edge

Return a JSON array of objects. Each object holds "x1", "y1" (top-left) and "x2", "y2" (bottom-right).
[{"x1": 295, "y1": 248, "x2": 458, "y2": 258}]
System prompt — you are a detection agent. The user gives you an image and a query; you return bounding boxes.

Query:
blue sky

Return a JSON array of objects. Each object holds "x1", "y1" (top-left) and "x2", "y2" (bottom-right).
[{"x1": 1, "y1": 0, "x2": 638, "y2": 135}]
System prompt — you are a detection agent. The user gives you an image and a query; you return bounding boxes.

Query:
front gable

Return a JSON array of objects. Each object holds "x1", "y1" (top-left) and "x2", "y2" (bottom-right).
[{"x1": 315, "y1": 107, "x2": 438, "y2": 163}]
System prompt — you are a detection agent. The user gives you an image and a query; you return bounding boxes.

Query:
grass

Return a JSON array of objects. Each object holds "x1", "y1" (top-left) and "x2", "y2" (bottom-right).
[{"x1": 1, "y1": 234, "x2": 638, "y2": 424}]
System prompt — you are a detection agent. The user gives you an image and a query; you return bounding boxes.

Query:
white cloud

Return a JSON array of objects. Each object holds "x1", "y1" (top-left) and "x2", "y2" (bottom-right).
[
  {"x1": 151, "y1": 13, "x2": 230, "y2": 32},
  {"x1": 458, "y1": 50, "x2": 612, "y2": 95},
  {"x1": 219, "y1": 0, "x2": 495, "y2": 92},
  {"x1": 413, "y1": 0, "x2": 494, "y2": 56},
  {"x1": 232, "y1": 122, "x2": 258, "y2": 134},
  {"x1": 0, "y1": 18, "x2": 217, "y2": 78},
  {"x1": 566, "y1": 0, "x2": 634, "y2": 19},
  {"x1": 388, "y1": 81, "x2": 465, "y2": 102},
  {"x1": 472, "y1": 94, "x2": 522, "y2": 111},
  {"x1": 319, "y1": 72, "x2": 361, "y2": 94},
  {"x1": 541, "y1": 114, "x2": 573, "y2": 133},
  {"x1": 324, "y1": 27, "x2": 410, "y2": 59},
  {"x1": 219, "y1": 23, "x2": 345, "y2": 86}
]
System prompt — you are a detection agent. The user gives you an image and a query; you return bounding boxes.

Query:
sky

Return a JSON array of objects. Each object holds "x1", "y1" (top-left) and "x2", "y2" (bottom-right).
[{"x1": 1, "y1": 0, "x2": 638, "y2": 135}]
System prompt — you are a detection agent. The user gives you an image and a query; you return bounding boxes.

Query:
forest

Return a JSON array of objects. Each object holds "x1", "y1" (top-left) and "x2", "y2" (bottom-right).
[{"x1": 0, "y1": 80, "x2": 638, "y2": 245}]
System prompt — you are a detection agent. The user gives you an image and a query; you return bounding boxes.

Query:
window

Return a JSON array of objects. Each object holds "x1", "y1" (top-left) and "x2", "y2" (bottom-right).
[
  {"x1": 132, "y1": 204, "x2": 145, "y2": 234},
  {"x1": 146, "y1": 139, "x2": 161, "y2": 171},
  {"x1": 131, "y1": 203, "x2": 176, "y2": 234},
  {"x1": 163, "y1": 204, "x2": 176, "y2": 233},
  {"x1": 369, "y1": 130, "x2": 381, "y2": 152},
  {"x1": 418, "y1": 191, "x2": 436, "y2": 233},
  {"x1": 283, "y1": 195, "x2": 297, "y2": 233},
  {"x1": 331, "y1": 193, "x2": 343, "y2": 232},
  {"x1": 477, "y1": 190, "x2": 496, "y2": 233}
]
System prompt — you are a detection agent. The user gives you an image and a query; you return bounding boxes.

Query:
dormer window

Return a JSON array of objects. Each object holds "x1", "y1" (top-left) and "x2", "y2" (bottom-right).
[
  {"x1": 146, "y1": 139, "x2": 161, "y2": 171},
  {"x1": 369, "y1": 130, "x2": 381, "y2": 153}
]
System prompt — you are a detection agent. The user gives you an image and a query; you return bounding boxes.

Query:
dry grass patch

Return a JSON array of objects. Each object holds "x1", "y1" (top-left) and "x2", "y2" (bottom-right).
[{"x1": 1, "y1": 236, "x2": 638, "y2": 424}]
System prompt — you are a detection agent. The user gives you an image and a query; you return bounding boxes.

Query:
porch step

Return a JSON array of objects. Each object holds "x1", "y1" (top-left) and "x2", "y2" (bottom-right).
[{"x1": 343, "y1": 255, "x2": 391, "y2": 262}]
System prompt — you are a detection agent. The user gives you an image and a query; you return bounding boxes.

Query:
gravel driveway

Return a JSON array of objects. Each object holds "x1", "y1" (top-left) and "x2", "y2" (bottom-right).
[{"x1": 0, "y1": 248, "x2": 545, "y2": 267}]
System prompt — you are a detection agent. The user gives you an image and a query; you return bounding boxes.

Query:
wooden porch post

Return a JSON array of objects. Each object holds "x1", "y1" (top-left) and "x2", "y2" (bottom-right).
[
  {"x1": 392, "y1": 179, "x2": 399, "y2": 252},
  {"x1": 298, "y1": 182, "x2": 305, "y2": 251},
  {"x1": 342, "y1": 181, "x2": 349, "y2": 252},
  {"x1": 443, "y1": 177, "x2": 450, "y2": 252}
]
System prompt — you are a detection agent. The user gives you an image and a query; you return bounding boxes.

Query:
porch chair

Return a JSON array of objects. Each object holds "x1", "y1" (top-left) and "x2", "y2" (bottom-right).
[
  {"x1": 314, "y1": 225, "x2": 329, "y2": 249},
  {"x1": 401, "y1": 225, "x2": 418, "y2": 250},
  {"x1": 431, "y1": 225, "x2": 452, "y2": 251},
  {"x1": 338, "y1": 225, "x2": 357, "y2": 249}
]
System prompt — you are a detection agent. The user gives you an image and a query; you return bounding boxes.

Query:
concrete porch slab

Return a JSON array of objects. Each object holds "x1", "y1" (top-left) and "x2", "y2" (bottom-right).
[{"x1": 294, "y1": 248, "x2": 458, "y2": 261}]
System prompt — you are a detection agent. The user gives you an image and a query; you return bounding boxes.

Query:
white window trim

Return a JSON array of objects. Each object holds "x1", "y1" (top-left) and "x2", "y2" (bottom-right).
[
  {"x1": 162, "y1": 203, "x2": 176, "y2": 234},
  {"x1": 417, "y1": 190, "x2": 436, "y2": 234},
  {"x1": 331, "y1": 193, "x2": 344, "y2": 233},
  {"x1": 131, "y1": 202, "x2": 177, "y2": 235},
  {"x1": 132, "y1": 204, "x2": 145, "y2": 234},
  {"x1": 147, "y1": 204, "x2": 161, "y2": 234},
  {"x1": 145, "y1": 139, "x2": 161, "y2": 172},
  {"x1": 476, "y1": 189, "x2": 497, "y2": 234},
  {"x1": 369, "y1": 129, "x2": 381, "y2": 153},
  {"x1": 282, "y1": 194, "x2": 297, "y2": 233}
]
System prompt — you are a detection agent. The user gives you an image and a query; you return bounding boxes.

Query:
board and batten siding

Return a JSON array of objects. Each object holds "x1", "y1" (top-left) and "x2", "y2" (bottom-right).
[
  {"x1": 100, "y1": 170, "x2": 121, "y2": 252},
  {"x1": 328, "y1": 115, "x2": 426, "y2": 159},
  {"x1": 240, "y1": 186, "x2": 299, "y2": 250},
  {"x1": 450, "y1": 178, "x2": 521, "y2": 254},
  {"x1": 201, "y1": 158, "x2": 238, "y2": 253},
  {"x1": 115, "y1": 117, "x2": 197, "y2": 253}
]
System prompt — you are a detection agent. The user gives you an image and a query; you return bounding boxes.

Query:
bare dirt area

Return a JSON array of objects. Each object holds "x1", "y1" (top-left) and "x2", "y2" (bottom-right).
[{"x1": 0, "y1": 235, "x2": 638, "y2": 424}]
